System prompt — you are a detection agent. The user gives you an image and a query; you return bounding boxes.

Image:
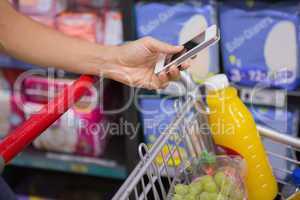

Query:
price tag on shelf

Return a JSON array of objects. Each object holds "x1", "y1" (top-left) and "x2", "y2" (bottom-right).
[{"x1": 71, "y1": 164, "x2": 88, "y2": 173}]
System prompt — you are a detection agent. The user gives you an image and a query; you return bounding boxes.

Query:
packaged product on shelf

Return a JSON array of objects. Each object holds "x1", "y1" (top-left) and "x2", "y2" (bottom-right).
[
  {"x1": 30, "y1": 15, "x2": 56, "y2": 28},
  {"x1": 139, "y1": 96, "x2": 187, "y2": 166},
  {"x1": 219, "y1": 0, "x2": 300, "y2": 90},
  {"x1": 7, "y1": 0, "x2": 19, "y2": 9},
  {"x1": 104, "y1": 11, "x2": 123, "y2": 45},
  {"x1": 56, "y1": 12, "x2": 104, "y2": 43},
  {"x1": 248, "y1": 105, "x2": 299, "y2": 181},
  {"x1": 0, "y1": 71, "x2": 11, "y2": 138},
  {"x1": 0, "y1": 15, "x2": 54, "y2": 69},
  {"x1": 0, "y1": 69, "x2": 26, "y2": 138},
  {"x1": 0, "y1": 70, "x2": 10, "y2": 91},
  {"x1": 0, "y1": 54, "x2": 13, "y2": 68},
  {"x1": 17, "y1": 195, "x2": 51, "y2": 200},
  {"x1": 15, "y1": 174, "x2": 104, "y2": 200},
  {"x1": 74, "y1": 0, "x2": 105, "y2": 8},
  {"x1": 135, "y1": 1, "x2": 219, "y2": 83},
  {"x1": 17, "y1": 0, "x2": 67, "y2": 16},
  {"x1": 11, "y1": 76, "x2": 107, "y2": 157},
  {"x1": 0, "y1": 102, "x2": 10, "y2": 139},
  {"x1": 0, "y1": 52, "x2": 42, "y2": 69},
  {"x1": 0, "y1": 1, "x2": 60, "y2": 69}
]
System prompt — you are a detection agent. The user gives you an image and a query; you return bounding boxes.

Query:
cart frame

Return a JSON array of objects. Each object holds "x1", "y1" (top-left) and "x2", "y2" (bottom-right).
[{"x1": 113, "y1": 80, "x2": 300, "y2": 200}]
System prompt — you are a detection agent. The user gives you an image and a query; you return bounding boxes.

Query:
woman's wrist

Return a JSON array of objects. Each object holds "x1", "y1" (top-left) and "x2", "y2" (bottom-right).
[
  {"x1": 93, "y1": 45, "x2": 122, "y2": 78},
  {"x1": 78, "y1": 44, "x2": 119, "y2": 77}
]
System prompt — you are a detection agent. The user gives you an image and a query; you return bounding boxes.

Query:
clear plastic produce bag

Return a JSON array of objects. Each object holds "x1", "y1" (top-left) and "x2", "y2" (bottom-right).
[{"x1": 170, "y1": 153, "x2": 247, "y2": 200}]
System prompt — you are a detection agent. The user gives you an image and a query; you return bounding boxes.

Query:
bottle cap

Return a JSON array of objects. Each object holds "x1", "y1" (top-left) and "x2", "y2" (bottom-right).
[
  {"x1": 205, "y1": 74, "x2": 229, "y2": 91},
  {"x1": 292, "y1": 168, "x2": 300, "y2": 185}
]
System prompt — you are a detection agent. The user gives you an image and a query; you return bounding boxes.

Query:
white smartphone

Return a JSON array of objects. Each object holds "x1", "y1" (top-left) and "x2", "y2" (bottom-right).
[{"x1": 154, "y1": 25, "x2": 220, "y2": 74}]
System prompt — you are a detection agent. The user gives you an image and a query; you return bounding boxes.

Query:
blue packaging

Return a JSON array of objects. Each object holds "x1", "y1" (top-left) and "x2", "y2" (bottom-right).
[
  {"x1": 0, "y1": 54, "x2": 13, "y2": 67},
  {"x1": 248, "y1": 105, "x2": 299, "y2": 180},
  {"x1": 219, "y1": 0, "x2": 300, "y2": 90},
  {"x1": 135, "y1": 1, "x2": 219, "y2": 81},
  {"x1": 0, "y1": 53, "x2": 38, "y2": 70},
  {"x1": 139, "y1": 97, "x2": 176, "y2": 144},
  {"x1": 139, "y1": 96, "x2": 187, "y2": 166}
]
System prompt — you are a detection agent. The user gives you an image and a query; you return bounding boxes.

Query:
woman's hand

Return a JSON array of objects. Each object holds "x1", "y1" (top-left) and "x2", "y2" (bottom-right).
[{"x1": 104, "y1": 37, "x2": 188, "y2": 90}]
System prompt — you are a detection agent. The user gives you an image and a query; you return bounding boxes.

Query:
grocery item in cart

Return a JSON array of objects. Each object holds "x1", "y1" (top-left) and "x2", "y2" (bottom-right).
[
  {"x1": 172, "y1": 154, "x2": 247, "y2": 200},
  {"x1": 248, "y1": 106, "x2": 299, "y2": 181},
  {"x1": 219, "y1": 0, "x2": 300, "y2": 90},
  {"x1": 281, "y1": 168, "x2": 300, "y2": 200},
  {"x1": 11, "y1": 76, "x2": 107, "y2": 157},
  {"x1": 135, "y1": 1, "x2": 219, "y2": 85},
  {"x1": 205, "y1": 74, "x2": 278, "y2": 200},
  {"x1": 17, "y1": 0, "x2": 67, "y2": 16}
]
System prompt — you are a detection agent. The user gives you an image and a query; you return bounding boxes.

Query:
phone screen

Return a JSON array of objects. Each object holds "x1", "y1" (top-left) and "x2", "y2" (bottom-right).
[{"x1": 164, "y1": 31, "x2": 206, "y2": 66}]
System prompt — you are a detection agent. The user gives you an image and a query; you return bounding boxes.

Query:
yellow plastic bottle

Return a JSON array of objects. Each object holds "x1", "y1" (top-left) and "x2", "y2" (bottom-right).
[{"x1": 205, "y1": 74, "x2": 278, "y2": 200}]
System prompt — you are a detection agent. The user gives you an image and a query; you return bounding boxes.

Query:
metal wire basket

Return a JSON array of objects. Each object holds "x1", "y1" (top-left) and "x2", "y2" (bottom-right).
[{"x1": 113, "y1": 74, "x2": 300, "y2": 200}]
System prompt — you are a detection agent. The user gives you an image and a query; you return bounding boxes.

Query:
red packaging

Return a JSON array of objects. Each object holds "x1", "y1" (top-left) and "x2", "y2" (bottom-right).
[{"x1": 10, "y1": 76, "x2": 108, "y2": 157}]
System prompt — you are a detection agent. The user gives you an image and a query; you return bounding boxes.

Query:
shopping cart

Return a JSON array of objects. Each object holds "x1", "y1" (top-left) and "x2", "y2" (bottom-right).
[
  {"x1": 0, "y1": 75, "x2": 97, "y2": 171},
  {"x1": 112, "y1": 73, "x2": 300, "y2": 200}
]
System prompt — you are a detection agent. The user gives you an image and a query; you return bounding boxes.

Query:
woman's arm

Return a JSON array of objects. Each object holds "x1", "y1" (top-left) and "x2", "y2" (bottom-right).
[
  {"x1": 0, "y1": 0, "x2": 114, "y2": 75},
  {"x1": 0, "y1": 0, "x2": 185, "y2": 89}
]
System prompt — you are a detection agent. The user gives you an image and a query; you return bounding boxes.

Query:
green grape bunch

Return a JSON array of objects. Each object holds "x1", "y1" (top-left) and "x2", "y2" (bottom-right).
[{"x1": 173, "y1": 170, "x2": 245, "y2": 200}]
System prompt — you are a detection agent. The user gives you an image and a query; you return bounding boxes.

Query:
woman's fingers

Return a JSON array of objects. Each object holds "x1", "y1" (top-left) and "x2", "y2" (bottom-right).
[
  {"x1": 160, "y1": 82, "x2": 169, "y2": 89},
  {"x1": 157, "y1": 71, "x2": 170, "y2": 89},
  {"x1": 158, "y1": 71, "x2": 169, "y2": 85},
  {"x1": 142, "y1": 37, "x2": 183, "y2": 54},
  {"x1": 168, "y1": 66, "x2": 180, "y2": 81},
  {"x1": 155, "y1": 63, "x2": 190, "y2": 89},
  {"x1": 180, "y1": 62, "x2": 190, "y2": 70},
  {"x1": 148, "y1": 72, "x2": 171, "y2": 90},
  {"x1": 147, "y1": 73, "x2": 167, "y2": 90}
]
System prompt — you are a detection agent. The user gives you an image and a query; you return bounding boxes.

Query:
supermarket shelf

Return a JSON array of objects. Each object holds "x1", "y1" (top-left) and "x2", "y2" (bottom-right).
[
  {"x1": 9, "y1": 149, "x2": 127, "y2": 180},
  {"x1": 238, "y1": 86, "x2": 300, "y2": 107},
  {"x1": 121, "y1": 0, "x2": 136, "y2": 41}
]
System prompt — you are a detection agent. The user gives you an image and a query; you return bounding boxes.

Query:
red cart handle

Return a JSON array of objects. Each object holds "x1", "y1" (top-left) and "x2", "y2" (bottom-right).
[{"x1": 0, "y1": 75, "x2": 97, "y2": 164}]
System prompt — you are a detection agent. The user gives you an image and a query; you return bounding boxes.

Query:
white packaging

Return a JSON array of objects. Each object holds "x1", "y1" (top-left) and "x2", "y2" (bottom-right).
[
  {"x1": 18, "y1": 0, "x2": 67, "y2": 16},
  {"x1": 220, "y1": 1, "x2": 300, "y2": 90},
  {"x1": 104, "y1": 11, "x2": 123, "y2": 45},
  {"x1": 136, "y1": 1, "x2": 219, "y2": 87}
]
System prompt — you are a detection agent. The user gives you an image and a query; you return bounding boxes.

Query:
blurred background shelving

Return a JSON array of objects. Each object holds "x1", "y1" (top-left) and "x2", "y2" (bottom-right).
[
  {"x1": 1, "y1": 0, "x2": 141, "y2": 199},
  {"x1": 1, "y1": 0, "x2": 300, "y2": 199},
  {"x1": 238, "y1": 87, "x2": 300, "y2": 108},
  {"x1": 9, "y1": 136, "x2": 127, "y2": 180}
]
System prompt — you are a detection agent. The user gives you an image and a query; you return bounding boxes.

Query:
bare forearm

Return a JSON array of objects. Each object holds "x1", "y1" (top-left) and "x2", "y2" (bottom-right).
[{"x1": 0, "y1": 0, "x2": 115, "y2": 75}]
